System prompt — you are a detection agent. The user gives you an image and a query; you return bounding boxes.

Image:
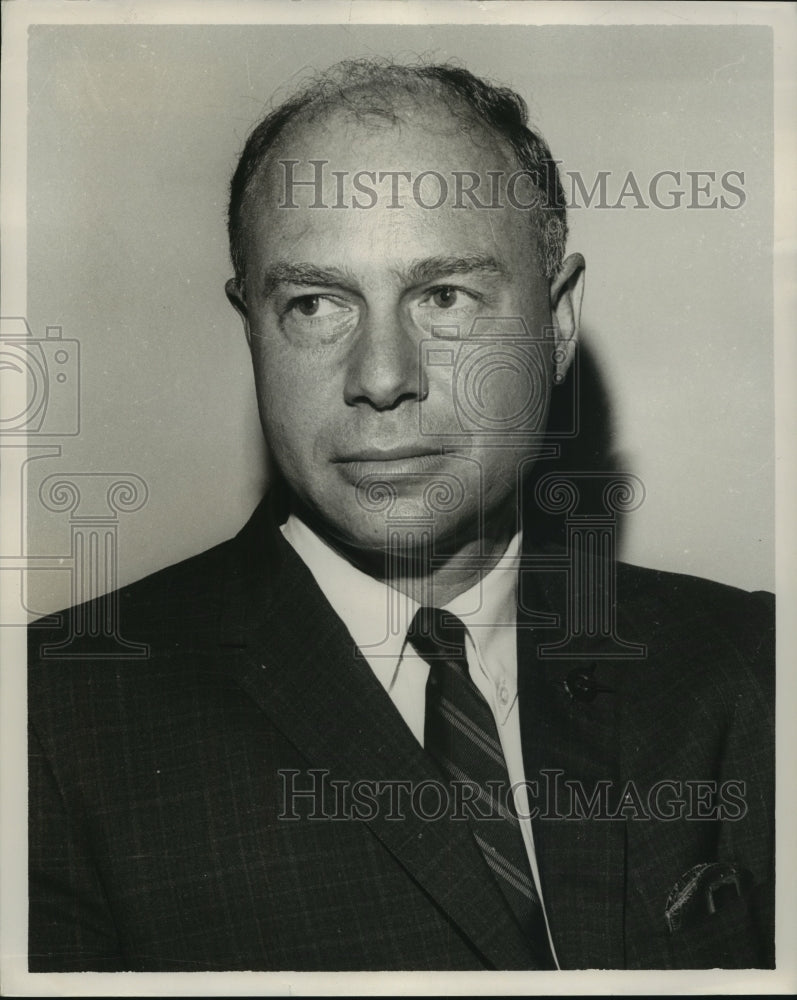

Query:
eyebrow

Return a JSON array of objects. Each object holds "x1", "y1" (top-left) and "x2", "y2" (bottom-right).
[
  {"x1": 260, "y1": 253, "x2": 509, "y2": 297},
  {"x1": 260, "y1": 262, "x2": 353, "y2": 297},
  {"x1": 404, "y1": 254, "x2": 509, "y2": 286}
]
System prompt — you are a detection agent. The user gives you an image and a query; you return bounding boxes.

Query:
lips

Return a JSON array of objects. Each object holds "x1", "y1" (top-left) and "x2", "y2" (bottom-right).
[
  {"x1": 333, "y1": 447, "x2": 448, "y2": 483},
  {"x1": 335, "y1": 445, "x2": 441, "y2": 463}
]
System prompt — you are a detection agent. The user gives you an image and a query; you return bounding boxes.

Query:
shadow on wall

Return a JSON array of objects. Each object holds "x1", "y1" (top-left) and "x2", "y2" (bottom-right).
[{"x1": 524, "y1": 329, "x2": 634, "y2": 555}]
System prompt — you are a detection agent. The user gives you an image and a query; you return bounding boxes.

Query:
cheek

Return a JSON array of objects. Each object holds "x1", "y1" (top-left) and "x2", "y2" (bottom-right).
[
  {"x1": 448, "y1": 339, "x2": 551, "y2": 436},
  {"x1": 250, "y1": 342, "x2": 338, "y2": 465}
]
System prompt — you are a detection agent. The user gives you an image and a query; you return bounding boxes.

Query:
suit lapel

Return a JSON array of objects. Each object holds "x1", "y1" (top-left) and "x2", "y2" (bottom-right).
[
  {"x1": 219, "y1": 499, "x2": 542, "y2": 970},
  {"x1": 517, "y1": 555, "x2": 629, "y2": 969}
]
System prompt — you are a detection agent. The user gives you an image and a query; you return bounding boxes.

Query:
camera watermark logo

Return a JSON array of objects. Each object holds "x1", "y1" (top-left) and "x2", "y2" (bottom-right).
[
  {"x1": 1, "y1": 316, "x2": 149, "y2": 655},
  {"x1": 0, "y1": 317, "x2": 80, "y2": 436},
  {"x1": 421, "y1": 316, "x2": 549, "y2": 439},
  {"x1": 420, "y1": 316, "x2": 579, "y2": 444}
]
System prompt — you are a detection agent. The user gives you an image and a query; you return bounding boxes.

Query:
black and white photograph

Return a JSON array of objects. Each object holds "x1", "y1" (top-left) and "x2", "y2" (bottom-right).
[{"x1": 1, "y1": 0, "x2": 794, "y2": 995}]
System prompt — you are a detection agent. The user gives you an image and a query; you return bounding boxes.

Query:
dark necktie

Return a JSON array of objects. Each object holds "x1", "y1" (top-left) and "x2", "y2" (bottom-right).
[{"x1": 407, "y1": 606, "x2": 554, "y2": 968}]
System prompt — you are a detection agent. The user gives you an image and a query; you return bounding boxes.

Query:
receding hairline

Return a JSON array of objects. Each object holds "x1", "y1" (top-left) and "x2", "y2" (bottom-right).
[
  {"x1": 228, "y1": 60, "x2": 569, "y2": 284},
  {"x1": 239, "y1": 83, "x2": 520, "y2": 209}
]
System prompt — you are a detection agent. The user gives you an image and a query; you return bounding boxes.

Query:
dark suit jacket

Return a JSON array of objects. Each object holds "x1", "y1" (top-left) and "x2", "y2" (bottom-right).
[{"x1": 28, "y1": 494, "x2": 775, "y2": 971}]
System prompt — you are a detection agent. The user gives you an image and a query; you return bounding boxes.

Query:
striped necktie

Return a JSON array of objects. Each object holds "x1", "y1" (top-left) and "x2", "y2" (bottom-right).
[{"x1": 408, "y1": 605, "x2": 553, "y2": 968}]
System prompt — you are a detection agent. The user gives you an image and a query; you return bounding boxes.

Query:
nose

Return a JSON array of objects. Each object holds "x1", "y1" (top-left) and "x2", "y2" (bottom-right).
[{"x1": 343, "y1": 308, "x2": 427, "y2": 410}]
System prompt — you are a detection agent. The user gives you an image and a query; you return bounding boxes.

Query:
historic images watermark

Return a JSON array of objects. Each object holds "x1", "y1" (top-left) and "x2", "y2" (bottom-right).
[
  {"x1": 277, "y1": 161, "x2": 747, "y2": 211},
  {"x1": 0, "y1": 317, "x2": 80, "y2": 437},
  {"x1": 349, "y1": 313, "x2": 647, "y2": 660},
  {"x1": 1, "y1": 316, "x2": 149, "y2": 654},
  {"x1": 278, "y1": 768, "x2": 748, "y2": 823}
]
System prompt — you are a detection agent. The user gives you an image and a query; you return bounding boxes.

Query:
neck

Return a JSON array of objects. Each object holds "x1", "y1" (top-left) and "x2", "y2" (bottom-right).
[
  {"x1": 376, "y1": 529, "x2": 518, "y2": 606},
  {"x1": 293, "y1": 498, "x2": 519, "y2": 607}
]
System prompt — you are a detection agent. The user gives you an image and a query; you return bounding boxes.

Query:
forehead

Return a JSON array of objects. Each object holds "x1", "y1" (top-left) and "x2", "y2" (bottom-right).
[
  {"x1": 274, "y1": 92, "x2": 515, "y2": 173},
  {"x1": 240, "y1": 97, "x2": 540, "y2": 280}
]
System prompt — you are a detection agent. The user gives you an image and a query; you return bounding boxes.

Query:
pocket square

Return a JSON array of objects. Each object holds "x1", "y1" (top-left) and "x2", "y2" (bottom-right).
[{"x1": 664, "y1": 861, "x2": 751, "y2": 933}]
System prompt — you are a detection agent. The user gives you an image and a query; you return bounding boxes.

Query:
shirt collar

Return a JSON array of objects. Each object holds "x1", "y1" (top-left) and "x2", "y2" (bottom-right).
[
  {"x1": 446, "y1": 535, "x2": 520, "y2": 723},
  {"x1": 281, "y1": 514, "x2": 521, "y2": 719}
]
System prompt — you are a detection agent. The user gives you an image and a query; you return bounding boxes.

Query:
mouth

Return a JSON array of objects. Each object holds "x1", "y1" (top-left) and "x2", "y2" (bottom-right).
[
  {"x1": 336, "y1": 445, "x2": 442, "y2": 463},
  {"x1": 333, "y1": 447, "x2": 447, "y2": 482}
]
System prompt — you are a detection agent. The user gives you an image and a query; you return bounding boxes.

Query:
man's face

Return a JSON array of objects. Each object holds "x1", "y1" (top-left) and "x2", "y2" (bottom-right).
[{"x1": 228, "y1": 100, "x2": 577, "y2": 561}]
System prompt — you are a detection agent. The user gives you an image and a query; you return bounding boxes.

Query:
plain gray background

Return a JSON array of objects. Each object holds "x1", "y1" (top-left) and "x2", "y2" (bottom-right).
[{"x1": 24, "y1": 24, "x2": 774, "y2": 613}]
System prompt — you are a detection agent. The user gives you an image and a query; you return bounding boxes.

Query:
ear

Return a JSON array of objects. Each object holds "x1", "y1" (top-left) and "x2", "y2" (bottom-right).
[
  {"x1": 548, "y1": 253, "x2": 585, "y2": 384},
  {"x1": 225, "y1": 277, "x2": 252, "y2": 347}
]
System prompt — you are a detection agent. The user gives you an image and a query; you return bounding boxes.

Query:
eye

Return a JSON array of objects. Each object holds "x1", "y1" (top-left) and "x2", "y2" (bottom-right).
[
  {"x1": 412, "y1": 283, "x2": 484, "y2": 335},
  {"x1": 430, "y1": 287, "x2": 460, "y2": 309},
  {"x1": 290, "y1": 295, "x2": 342, "y2": 318},
  {"x1": 294, "y1": 295, "x2": 320, "y2": 316},
  {"x1": 281, "y1": 292, "x2": 358, "y2": 343},
  {"x1": 420, "y1": 285, "x2": 482, "y2": 312}
]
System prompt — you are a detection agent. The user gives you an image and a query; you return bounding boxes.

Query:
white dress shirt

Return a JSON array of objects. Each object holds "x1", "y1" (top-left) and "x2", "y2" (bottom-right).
[{"x1": 281, "y1": 513, "x2": 559, "y2": 965}]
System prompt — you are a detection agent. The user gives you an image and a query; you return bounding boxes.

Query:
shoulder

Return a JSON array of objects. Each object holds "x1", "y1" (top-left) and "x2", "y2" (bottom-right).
[
  {"x1": 27, "y1": 496, "x2": 293, "y2": 711},
  {"x1": 28, "y1": 533, "x2": 236, "y2": 661},
  {"x1": 616, "y1": 560, "x2": 774, "y2": 657},
  {"x1": 612, "y1": 559, "x2": 774, "y2": 719},
  {"x1": 27, "y1": 535, "x2": 235, "y2": 740},
  {"x1": 29, "y1": 494, "x2": 285, "y2": 656},
  {"x1": 616, "y1": 559, "x2": 774, "y2": 635}
]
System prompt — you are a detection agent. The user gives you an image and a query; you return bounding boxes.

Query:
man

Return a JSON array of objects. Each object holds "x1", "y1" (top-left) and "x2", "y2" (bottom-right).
[{"x1": 28, "y1": 60, "x2": 774, "y2": 971}]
